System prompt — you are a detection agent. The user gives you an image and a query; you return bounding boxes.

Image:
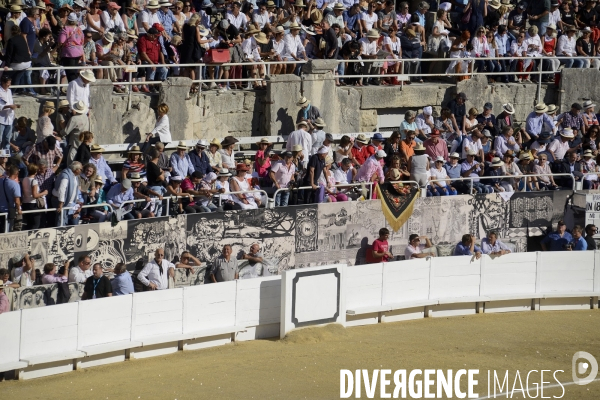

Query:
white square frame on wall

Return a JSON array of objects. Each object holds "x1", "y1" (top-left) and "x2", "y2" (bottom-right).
[{"x1": 280, "y1": 264, "x2": 347, "y2": 338}]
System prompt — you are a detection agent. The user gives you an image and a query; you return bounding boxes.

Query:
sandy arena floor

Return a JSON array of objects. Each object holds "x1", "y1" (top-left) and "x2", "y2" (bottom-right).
[{"x1": 1, "y1": 310, "x2": 599, "y2": 400}]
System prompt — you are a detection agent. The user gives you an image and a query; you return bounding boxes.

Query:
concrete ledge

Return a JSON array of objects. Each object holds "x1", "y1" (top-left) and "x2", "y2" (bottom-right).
[
  {"x1": 22, "y1": 350, "x2": 85, "y2": 366},
  {"x1": 180, "y1": 325, "x2": 246, "y2": 341},
  {"x1": 79, "y1": 340, "x2": 143, "y2": 356},
  {"x1": 140, "y1": 333, "x2": 184, "y2": 347},
  {"x1": 0, "y1": 361, "x2": 28, "y2": 373}
]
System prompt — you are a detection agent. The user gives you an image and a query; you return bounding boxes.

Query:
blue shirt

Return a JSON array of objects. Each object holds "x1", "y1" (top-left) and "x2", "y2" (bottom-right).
[
  {"x1": 170, "y1": 152, "x2": 195, "y2": 179},
  {"x1": 0, "y1": 177, "x2": 21, "y2": 212},
  {"x1": 344, "y1": 11, "x2": 361, "y2": 31},
  {"x1": 415, "y1": 10, "x2": 426, "y2": 27},
  {"x1": 188, "y1": 150, "x2": 212, "y2": 175},
  {"x1": 89, "y1": 155, "x2": 116, "y2": 183},
  {"x1": 106, "y1": 184, "x2": 134, "y2": 208},
  {"x1": 19, "y1": 17, "x2": 35, "y2": 52},
  {"x1": 157, "y1": 9, "x2": 177, "y2": 37},
  {"x1": 454, "y1": 242, "x2": 482, "y2": 256},
  {"x1": 573, "y1": 236, "x2": 588, "y2": 251},
  {"x1": 540, "y1": 231, "x2": 573, "y2": 251},
  {"x1": 444, "y1": 163, "x2": 462, "y2": 180},
  {"x1": 481, "y1": 238, "x2": 510, "y2": 254},
  {"x1": 525, "y1": 112, "x2": 555, "y2": 138},
  {"x1": 111, "y1": 272, "x2": 135, "y2": 296}
]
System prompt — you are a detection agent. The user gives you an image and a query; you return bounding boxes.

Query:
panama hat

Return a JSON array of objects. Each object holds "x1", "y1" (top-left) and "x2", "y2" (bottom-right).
[
  {"x1": 58, "y1": 99, "x2": 70, "y2": 108},
  {"x1": 292, "y1": 144, "x2": 303, "y2": 152},
  {"x1": 79, "y1": 69, "x2": 96, "y2": 82},
  {"x1": 128, "y1": 145, "x2": 142, "y2": 154},
  {"x1": 583, "y1": 100, "x2": 596, "y2": 109},
  {"x1": 434, "y1": 156, "x2": 445, "y2": 163},
  {"x1": 518, "y1": 152, "x2": 532, "y2": 160},
  {"x1": 129, "y1": 172, "x2": 143, "y2": 182},
  {"x1": 546, "y1": 104, "x2": 557, "y2": 113},
  {"x1": 414, "y1": 143, "x2": 425, "y2": 151},
  {"x1": 546, "y1": 23, "x2": 557, "y2": 31},
  {"x1": 559, "y1": 129, "x2": 574, "y2": 138},
  {"x1": 466, "y1": 149, "x2": 477, "y2": 156},
  {"x1": 0, "y1": 149, "x2": 10, "y2": 157},
  {"x1": 245, "y1": 27, "x2": 261, "y2": 35},
  {"x1": 126, "y1": 29, "x2": 138, "y2": 39},
  {"x1": 146, "y1": 0, "x2": 160, "y2": 8},
  {"x1": 294, "y1": 0, "x2": 306, "y2": 7},
  {"x1": 72, "y1": 100, "x2": 88, "y2": 114},
  {"x1": 296, "y1": 96, "x2": 310, "y2": 106},
  {"x1": 272, "y1": 25, "x2": 285, "y2": 34},
  {"x1": 221, "y1": 136, "x2": 239, "y2": 147},
  {"x1": 196, "y1": 139, "x2": 209, "y2": 147},
  {"x1": 256, "y1": 137, "x2": 272, "y2": 145},
  {"x1": 297, "y1": 120, "x2": 309, "y2": 128},
  {"x1": 534, "y1": 103, "x2": 548, "y2": 113},
  {"x1": 94, "y1": 175, "x2": 105, "y2": 184},
  {"x1": 333, "y1": 2, "x2": 345, "y2": 9},
  {"x1": 209, "y1": 138, "x2": 221, "y2": 148},
  {"x1": 489, "y1": 0, "x2": 501, "y2": 8},
  {"x1": 366, "y1": 29, "x2": 380, "y2": 38},
  {"x1": 310, "y1": 9, "x2": 323, "y2": 23},
  {"x1": 355, "y1": 133, "x2": 369, "y2": 144},
  {"x1": 198, "y1": 26, "x2": 210, "y2": 37},
  {"x1": 90, "y1": 144, "x2": 105, "y2": 153},
  {"x1": 43, "y1": 100, "x2": 55, "y2": 110},
  {"x1": 176, "y1": 141, "x2": 188, "y2": 150},
  {"x1": 255, "y1": 32, "x2": 269, "y2": 44},
  {"x1": 583, "y1": 149, "x2": 594, "y2": 157},
  {"x1": 502, "y1": 103, "x2": 515, "y2": 114},
  {"x1": 314, "y1": 117, "x2": 326, "y2": 127},
  {"x1": 449, "y1": 152, "x2": 460, "y2": 159},
  {"x1": 103, "y1": 32, "x2": 115, "y2": 43},
  {"x1": 491, "y1": 157, "x2": 504, "y2": 167},
  {"x1": 289, "y1": 22, "x2": 302, "y2": 30},
  {"x1": 218, "y1": 168, "x2": 232, "y2": 177}
]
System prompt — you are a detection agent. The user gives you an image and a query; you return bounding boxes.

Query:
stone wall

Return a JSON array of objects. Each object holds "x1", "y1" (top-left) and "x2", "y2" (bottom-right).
[{"x1": 11, "y1": 67, "x2": 574, "y2": 145}]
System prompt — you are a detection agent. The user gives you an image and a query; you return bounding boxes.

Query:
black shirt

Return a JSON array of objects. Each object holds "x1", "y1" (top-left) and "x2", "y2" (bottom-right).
[
  {"x1": 448, "y1": 99, "x2": 466, "y2": 123},
  {"x1": 585, "y1": 235, "x2": 597, "y2": 250},
  {"x1": 579, "y1": 8, "x2": 598, "y2": 26},
  {"x1": 508, "y1": 9, "x2": 528, "y2": 27},
  {"x1": 561, "y1": 10, "x2": 575, "y2": 25},
  {"x1": 303, "y1": 154, "x2": 326, "y2": 185},
  {"x1": 146, "y1": 162, "x2": 162, "y2": 187},
  {"x1": 83, "y1": 275, "x2": 112, "y2": 299},
  {"x1": 577, "y1": 37, "x2": 594, "y2": 56}
]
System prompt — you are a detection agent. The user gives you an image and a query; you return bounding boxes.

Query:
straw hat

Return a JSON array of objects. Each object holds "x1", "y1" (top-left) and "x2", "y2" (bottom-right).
[
  {"x1": 245, "y1": 27, "x2": 260, "y2": 35},
  {"x1": 176, "y1": 141, "x2": 188, "y2": 150},
  {"x1": 297, "y1": 120, "x2": 309, "y2": 128},
  {"x1": 489, "y1": 0, "x2": 501, "y2": 8},
  {"x1": 314, "y1": 117, "x2": 326, "y2": 128},
  {"x1": 559, "y1": 129, "x2": 574, "y2": 138},
  {"x1": 414, "y1": 143, "x2": 425, "y2": 151},
  {"x1": 58, "y1": 99, "x2": 70, "y2": 109},
  {"x1": 256, "y1": 137, "x2": 272, "y2": 145},
  {"x1": 130, "y1": 172, "x2": 143, "y2": 182},
  {"x1": 292, "y1": 144, "x2": 303, "y2": 152},
  {"x1": 491, "y1": 157, "x2": 504, "y2": 167},
  {"x1": 196, "y1": 139, "x2": 208, "y2": 148},
  {"x1": 72, "y1": 100, "x2": 88, "y2": 115},
  {"x1": 296, "y1": 96, "x2": 310, "y2": 107},
  {"x1": 534, "y1": 103, "x2": 548, "y2": 113},
  {"x1": 289, "y1": 22, "x2": 302, "y2": 30},
  {"x1": 502, "y1": 103, "x2": 515, "y2": 114},
  {"x1": 546, "y1": 104, "x2": 557, "y2": 113},
  {"x1": 366, "y1": 29, "x2": 380, "y2": 39},
  {"x1": 90, "y1": 144, "x2": 105, "y2": 153},
  {"x1": 219, "y1": 168, "x2": 232, "y2": 177},
  {"x1": 198, "y1": 26, "x2": 210, "y2": 37},
  {"x1": 518, "y1": 152, "x2": 532, "y2": 161},
  {"x1": 355, "y1": 133, "x2": 369, "y2": 144},
  {"x1": 333, "y1": 2, "x2": 345, "y2": 10},
  {"x1": 10, "y1": 4, "x2": 22, "y2": 12},
  {"x1": 583, "y1": 149, "x2": 594, "y2": 157},
  {"x1": 146, "y1": 0, "x2": 160, "y2": 8},
  {"x1": 294, "y1": 0, "x2": 306, "y2": 7},
  {"x1": 128, "y1": 145, "x2": 142, "y2": 154},
  {"x1": 434, "y1": 156, "x2": 445, "y2": 163},
  {"x1": 94, "y1": 175, "x2": 105, "y2": 184},
  {"x1": 210, "y1": 138, "x2": 221, "y2": 148},
  {"x1": 449, "y1": 152, "x2": 460, "y2": 159},
  {"x1": 79, "y1": 69, "x2": 96, "y2": 82},
  {"x1": 255, "y1": 32, "x2": 269, "y2": 44},
  {"x1": 583, "y1": 100, "x2": 596, "y2": 109},
  {"x1": 43, "y1": 100, "x2": 55, "y2": 110},
  {"x1": 127, "y1": 29, "x2": 138, "y2": 39},
  {"x1": 272, "y1": 25, "x2": 285, "y2": 34},
  {"x1": 310, "y1": 9, "x2": 323, "y2": 23},
  {"x1": 466, "y1": 149, "x2": 477, "y2": 156},
  {"x1": 104, "y1": 32, "x2": 115, "y2": 43},
  {"x1": 389, "y1": 168, "x2": 401, "y2": 181}
]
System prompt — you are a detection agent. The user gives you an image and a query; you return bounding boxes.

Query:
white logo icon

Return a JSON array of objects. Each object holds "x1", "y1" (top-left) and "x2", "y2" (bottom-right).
[{"x1": 572, "y1": 352, "x2": 598, "y2": 385}]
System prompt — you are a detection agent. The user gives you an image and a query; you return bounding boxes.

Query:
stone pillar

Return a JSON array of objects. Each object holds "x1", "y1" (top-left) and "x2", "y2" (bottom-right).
[
  {"x1": 559, "y1": 69, "x2": 600, "y2": 113},
  {"x1": 159, "y1": 77, "x2": 195, "y2": 141},
  {"x1": 266, "y1": 74, "x2": 301, "y2": 136},
  {"x1": 89, "y1": 79, "x2": 123, "y2": 145}
]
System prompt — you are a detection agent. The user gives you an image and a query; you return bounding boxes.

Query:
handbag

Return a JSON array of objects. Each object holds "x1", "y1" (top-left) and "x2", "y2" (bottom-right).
[
  {"x1": 461, "y1": 5, "x2": 472, "y2": 24},
  {"x1": 204, "y1": 49, "x2": 231, "y2": 64}
]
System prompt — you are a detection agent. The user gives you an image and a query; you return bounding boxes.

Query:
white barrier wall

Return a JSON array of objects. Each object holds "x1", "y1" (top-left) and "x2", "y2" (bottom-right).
[
  {"x1": 538, "y1": 252, "x2": 595, "y2": 293},
  {"x1": 235, "y1": 276, "x2": 281, "y2": 341},
  {"x1": 0, "y1": 311, "x2": 24, "y2": 371}
]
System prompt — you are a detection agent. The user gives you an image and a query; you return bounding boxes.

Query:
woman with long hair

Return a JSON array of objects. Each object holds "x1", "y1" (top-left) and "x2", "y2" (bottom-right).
[
  {"x1": 446, "y1": 30, "x2": 471, "y2": 81},
  {"x1": 22, "y1": 163, "x2": 48, "y2": 230}
]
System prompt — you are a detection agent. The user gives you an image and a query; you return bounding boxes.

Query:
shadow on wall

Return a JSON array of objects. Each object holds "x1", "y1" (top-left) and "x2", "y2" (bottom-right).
[
  {"x1": 276, "y1": 107, "x2": 295, "y2": 136},
  {"x1": 123, "y1": 122, "x2": 141, "y2": 144}
]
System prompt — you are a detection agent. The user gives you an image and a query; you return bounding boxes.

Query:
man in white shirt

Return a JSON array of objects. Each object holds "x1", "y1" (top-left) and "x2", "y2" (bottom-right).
[
  {"x1": 0, "y1": 75, "x2": 18, "y2": 152},
  {"x1": 67, "y1": 70, "x2": 95, "y2": 112},
  {"x1": 139, "y1": 0, "x2": 161, "y2": 34},
  {"x1": 227, "y1": 2, "x2": 248, "y2": 30},
  {"x1": 556, "y1": 25, "x2": 584, "y2": 68},
  {"x1": 10, "y1": 254, "x2": 35, "y2": 287},
  {"x1": 68, "y1": 255, "x2": 93, "y2": 283},
  {"x1": 286, "y1": 121, "x2": 312, "y2": 167},
  {"x1": 360, "y1": 2, "x2": 378, "y2": 31},
  {"x1": 282, "y1": 23, "x2": 307, "y2": 73},
  {"x1": 333, "y1": 158, "x2": 359, "y2": 199},
  {"x1": 547, "y1": 128, "x2": 575, "y2": 161},
  {"x1": 404, "y1": 234, "x2": 434, "y2": 259},
  {"x1": 252, "y1": 2, "x2": 270, "y2": 29},
  {"x1": 359, "y1": 29, "x2": 380, "y2": 85},
  {"x1": 138, "y1": 248, "x2": 175, "y2": 290},
  {"x1": 416, "y1": 106, "x2": 434, "y2": 136},
  {"x1": 101, "y1": 2, "x2": 125, "y2": 33},
  {"x1": 461, "y1": 130, "x2": 484, "y2": 160}
]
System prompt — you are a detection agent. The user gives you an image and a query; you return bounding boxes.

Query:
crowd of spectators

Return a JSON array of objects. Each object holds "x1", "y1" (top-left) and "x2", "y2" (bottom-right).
[
  {"x1": 0, "y1": 0, "x2": 599, "y2": 94},
  {"x1": 0, "y1": 89, "x2": 598, "y2": 231}
]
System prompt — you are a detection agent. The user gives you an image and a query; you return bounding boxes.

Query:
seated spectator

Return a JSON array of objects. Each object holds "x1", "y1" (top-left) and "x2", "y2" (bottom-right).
[
  {"x1": 582, "y1": 100, "x2": 598, "y2": 129},
  {"x1": 111, "y1": 262, "x2": 134, "y2": 296},
  {"x1": 541, "y1": 220, "x2": 573, "y2": 251},
  {"x1": 424, "y1": 129, "x2": 448, "y2": 161},
  {"x1": 481, "y1": 231, "x2": 511, "y2": 256},
  {"x1": 189, "y1": 139, "x2": 212, "y2": 176},
  {"x1": 219, "y1": 136, "x2": 238, "y2": 170},
  {"x1": 255, "y1": 138, "x2": 272, "y2": 178},
  {"x1": 122, "y1": 145, "x2": 146, "y2": 179},
  {"x1": 41, "y1": 261, "x2": 70, "y2": 284},
  {"x1": 494, "y1": 126, "x2": 521, "y2": 158},
  {"x1": 530, "y1": 131, "x2": 553, "y2": 160},
  {"x1": 182, "y1": 171, "x2": 219, "y2": 213},
  {"x1": 82, "y1": 263, "x2": 113, "y2": 299},
  {"x1": 170, "y1": 141, "x2": 195, "y2": 179},
  {"x1": 445, "y1": 152, "x2": 469, "y2": 194},
  {"x1": 534, "y1": 153, "x2": 559, "y2": 190},
  {"x1": 526, "y1": 103, "x2": 554, "y2": 143},
  {"x1": 138, "y1": 248, "x2": 175, "y2": 290},
  {"x1": 548, "y1": 129, "x2": 576, "y2": 161},
  {"x1": 0, "y1": 280, "x2": 9, "y2": 314},
  {"x1": 321, "y1": 157, "x2": 348, "y2": 203},
  {"x1": 210, "y1": 244, "x2": 239, "y2": 282},
  {"x1": 568, "y1": 225, "x2": 587, "y2": 251},
  {"x1": 485, "y1": 157, "x2": 509, "y2": 192},
  {"x1": 107, "y1": 179, "x2": 135, "y2": 220},
  {"x1": 461, "y1": 128, "x2": 484, "y2": 160},
  {"x1": 89, "y1": 144, "x2": 117, "y2": 185},
  {"x1": 585, "y1": 224, "x2": 597, "y2": 250},
  {"x1": 476, "y1": 102, "x2": 498, "y2": 137},
  {"x1": 270, "y1": 151, "x2": 296, "y2": 207},
  {"x1": 350, "y1": 133, "x2": 370, "y2": 166},
  {"x1": 69, "y1": 255, "x2": 92, "y2": 283},
  {"x1": 429, "y1": 156, "x2": 457, "y2": 195},
  {"x1": 10, "y1": 254, "x2": 35, "y2": 287},
  {"x1": 560, "y1": 151, "x2": 585, "y2": 188},
  {"x1": 416, "y1": 106, "x2": 434, "y2": 137},
  {"x1": 90, "y1": 175, "x2": 112, "y2": 222},
  {"x1": 382, "y1": 132, "x2": 401, "y2": 167},
  {"x1": 461, "y1": 150, "x2": 492, "y2": 193},
  {"x1": 448, "y1": 92, "x2": 467, "y2": 123},
  {"x1": 454, "y1": 234, "x2": 482, "y2": 259},
  {"x1": 435, "y1": 108, "x2": 460, "y2": 142},
  {"x1": 70, "y1": 130, "x2": 94, "y2": 166},
  {"x1": 131, "y1": 173, "x2": 162, "y2": 218},
  {"x1": 372, "y1": 228, "x2": 393, "y2": 262},
  {"x1": 0, "y1": 268, "x2": 19, "y2": 289},
  {"x1": 206, "y1": 138, "x2": 223, "y2": 173},
  {"x1": 404, "y1": 234, "x2": 434, "y2": 259},
  {"x1": 582, "y1": 150, "x2": 599, "y2": 189},
  {"x1": 556, "y1": 25, "x2": 583, "y2": 68},
  {"x1": 516, "y1": 152, "x2": 540, "y2": 191},
  {"x1": 400, "y1": 111, "x2": 420, "y2": 141},
  {"x1": 355, "y1": 149, "x2": 386, "y2": 184},
  {"x1": 364, "y1": 132, "x2": 383, "y2": 161},
  {"x1": 481, "y1": 130, "x2": 494, "y2": 161},
  {"x1": 167, "y1": 175, "x2": 197, "y2": 214},
  {"x1": 334, "y1": 158, "x2": 360, "y2": 200}
]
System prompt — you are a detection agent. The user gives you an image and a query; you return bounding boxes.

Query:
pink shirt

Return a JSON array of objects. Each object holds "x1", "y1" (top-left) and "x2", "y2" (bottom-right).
[
  {"x1": 0, "y1": 292, "x2": 9, "y2": 314},
  {"x1": 271, "y1": 160, "x2": 295, "y2": 188},
  {"x1": 254, "y1": 150, "x2": 271, "y2": 178},
  {"x1": 424, "y1": 138, "x2": 449, "y2": 161},
  {"x1": 58, "y1": 26, "x2": 84, "y2": 58},
  {"x1": 355, "y1": 155, "x2": 385, "y2": 183},
  {"x1": 42, "y1": 274, "x2": 68, "y2": 284}
]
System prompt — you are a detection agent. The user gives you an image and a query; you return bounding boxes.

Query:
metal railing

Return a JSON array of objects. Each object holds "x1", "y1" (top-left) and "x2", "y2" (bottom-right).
[
  {"x1": 430, "y1": 173, "x2": 576, "y2": 192},
  {"x1": 218, "y1": 189, "x2": 269, "y2": 207}
]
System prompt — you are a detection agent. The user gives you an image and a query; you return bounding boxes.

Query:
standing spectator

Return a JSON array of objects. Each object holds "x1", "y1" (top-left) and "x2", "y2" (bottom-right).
[
  {"x1": 0, "y1": 76, "x2": 19, "y2": 152},
  {"x1": 409, "y1": 144, "x2": 429, "y2": 187},
  {"x1": 0, "y1": 280, "x2": 9, "y2": 314},
  {"x1": 10, "y1": 254, "x2": 35, "y2": 287},
  {"x1": 210, "y1": 244, "x2": 239, "y2": 282},
  {"x1": 568, "y1": 225, "x2": 588, "y2": 251},
  {"x1": 69, "y1": 255, "x2": 93, "y2": 283},
  {"x1": 296, "y1": 96, "x2": 321, "y2": 127},
  {"x1": 63, "y1": 101, "x2": 91, "y2": 149},
  {"x1": 528, "y1": 0, "x2": 550, "y2": 36},
  {"x1": 286, "y1": 121, "x2": 312, "y2": 167},
  {"x1": 67, "y1": 70, "x2": 95, "y2": 111},
  {"x1": 557, "y1": 103, "x2": 586, "y2": 136},
  {"x1": 454, "y1": 234, "x2": 483, "y2": 258},
  {"x1": 404, "y1": 234, "x2": 434, "y2": 259},
  {"x1": 372, "y1": 227, "x2": 393, "y2": 262},
  {"x1": 146, "y1": 103, "x2": 172, "y2": 144},
  {"x1": 51, "y1": 162, "x2": 83, "y2": 226},
  {"x1": 4, "y1": 25, "x2": 34, "y2": 95},
  {"x1": 59, "y1": 13, "x2": 85, "y2": 82},
  {"x1": 0, "y1": 165, "x2": 22, "y2": 232},
  {"x1": 355, "y1": 149, "x2": 386, "y2": 184},
  {"x1": 23, "y1": 136, "x2": 62, "y2": 168},
  {"x1": 22, "y1": 163, "x2": 48, "y2": 230},
  {"x1": 301, "y1": 147, "x2": 329, "y2": 203},
  {"x1": 137, "y1": 27, "x2": 167, "y2": 92},
  {"x1": 81, "y1": 263, "x2": 113, "y2": 299},
  {"x1": 448, "y1": 93, "x2": 467, "y2": 124},
  {"x1": 138, "y1": 248, "x2": 175, "y2": 290},
  {"x1": 270, "y1": 151, "x2": 296, "y2": 206},
  {"x1": 240, "y1": 243, "x2": 264, "y2": 274},
  {"x1": 540, "y1": 220, "x2": 572, "y2": 251},
  {"x1": 111, "y1": 262, "x2": 134, "y2": 296},
  {"x1": 584, "y1": 224, "x2": 597, "y2": 250},
  {"x1": 254, "y1": 138, "x2": 272, "y2": 178},
  {"x1": 41, "y1": 261, "x2": 70, "y2": 284},
  {"x1": 481, "y1": 231, "x2": 511, "y2": 255}
]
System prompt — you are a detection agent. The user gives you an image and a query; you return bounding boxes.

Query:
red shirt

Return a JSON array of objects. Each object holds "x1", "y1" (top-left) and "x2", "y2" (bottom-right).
[
  {"x1": 372, "y1": 239, "x2": 390, "y2": 262},
  {"x1": 351, "y1": 144, "x2": 369, "y2": 165},
  {"x1": 137, "y1": 35, "x2": 161, "y2": 63}
]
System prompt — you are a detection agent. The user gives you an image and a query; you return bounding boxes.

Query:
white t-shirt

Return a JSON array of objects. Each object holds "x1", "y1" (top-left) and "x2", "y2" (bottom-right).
[
  {"x1": 462, "y1": 136, "x2": 483, "y2": 159},
  {"x1": 12, "y1": 266, "x2": 33, "y2": 287},
  {"x1": 404, "y1": 244, "x2": 423, "y2": 260},
  {"x1": 360, "y1": 12, "x2": 378, "y2": 31},
  {"x1": 333, "y1": 168, "x2": 352, "y2": 184},
  {"x1": 22, "y1": 177, "x2": 38, "y2": 204},
  {"x1": 430, "y1": 167, "x2": 449, "y2": 187}
]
